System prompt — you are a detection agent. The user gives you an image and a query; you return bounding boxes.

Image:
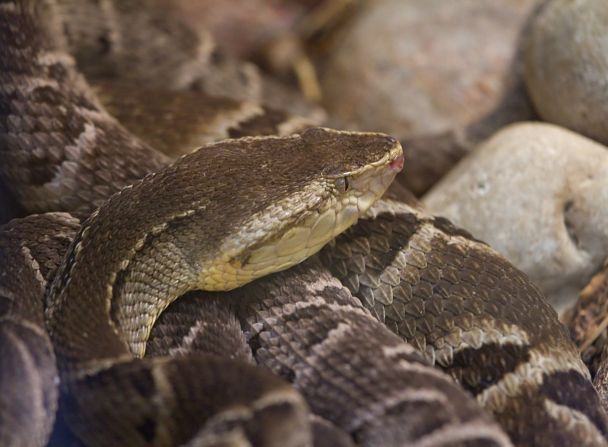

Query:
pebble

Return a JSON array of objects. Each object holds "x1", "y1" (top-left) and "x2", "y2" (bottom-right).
[
  {"x1": 524, "y1": 0, "x2": 608, "y2": 144},
  {"x1": 423, "y1": 122, "x2": 608, "y2": 312},
  {"x1": 319, "y1": 0, "x2": 538, "y2": 194}
]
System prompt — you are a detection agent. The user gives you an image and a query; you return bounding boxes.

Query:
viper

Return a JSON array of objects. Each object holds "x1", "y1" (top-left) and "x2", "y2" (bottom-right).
[{"x1": 1, "y1": 1, "x2": 607, "y2": 447}]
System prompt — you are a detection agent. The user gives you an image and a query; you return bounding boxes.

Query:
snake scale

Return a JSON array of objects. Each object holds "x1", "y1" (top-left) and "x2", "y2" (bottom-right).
[{"x1": 1, "y1": 1, "x2": 607, "y2": 446}]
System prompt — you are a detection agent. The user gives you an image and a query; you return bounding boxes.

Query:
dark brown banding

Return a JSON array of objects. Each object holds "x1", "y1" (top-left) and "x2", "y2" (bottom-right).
[
  {"x1": 447, "y1": 343, "x2": 531, "y2": 396},
  {"x1": 229, "y1": 107, "x2": 285, "y2": 137},
  {"x1": 94, "y1": 80, "x2": 246, "y2": 156},
  {"x1": 147, "y1": 292, "x2": 252, "y2": 362},
  {"x1": 540, "y1": 370, "x2": 608, "y2": 432},
  {"x1": 486, "y1": 369, "x2": 608, "y2": 446},
  {"x1": 228, "y1": 106, "x2": 306, "y2": 139},
  {"x1": 430, "y1": 215, "x2": 484, "y2": 242}
]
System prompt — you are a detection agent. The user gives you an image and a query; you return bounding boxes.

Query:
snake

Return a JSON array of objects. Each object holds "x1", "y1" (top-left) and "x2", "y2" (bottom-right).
[
  {"x1": 0, "y1": 4, "x2": 509, "y2": 446},
  {"x1": 1, "y1": 1, "x2": 608, "y2": 446}
]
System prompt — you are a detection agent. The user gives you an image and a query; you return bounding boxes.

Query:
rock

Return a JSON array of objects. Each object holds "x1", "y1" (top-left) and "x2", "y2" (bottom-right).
[
  {"x1": 423, "y1": 122, "x2": 608, "y2": 312},
  {"x1": 524, "y1": 0, "x2": 608, "y2": 144},
  {"x1": 319, "y1": 0, "x2": 538, "y2": 194}
]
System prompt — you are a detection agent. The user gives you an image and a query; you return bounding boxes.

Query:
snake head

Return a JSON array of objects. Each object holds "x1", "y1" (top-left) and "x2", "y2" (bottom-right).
[{"x1": 207, "y1": 127, "x2": 404, "y2": 290}]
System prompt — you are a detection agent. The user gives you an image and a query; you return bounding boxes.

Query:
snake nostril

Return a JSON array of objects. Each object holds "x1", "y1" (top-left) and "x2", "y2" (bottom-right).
[{"x1": 385, "y1": 135, "x2": 398, "y2": 146}]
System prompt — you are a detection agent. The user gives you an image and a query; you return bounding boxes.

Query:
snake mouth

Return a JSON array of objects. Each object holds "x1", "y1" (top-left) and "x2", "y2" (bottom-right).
[
  {"x1": 390, "y1": 155, "x2": 405, "y2": 172},
  {"x1": 347, "y1": 141, "x2": 403, "y2": 216}
]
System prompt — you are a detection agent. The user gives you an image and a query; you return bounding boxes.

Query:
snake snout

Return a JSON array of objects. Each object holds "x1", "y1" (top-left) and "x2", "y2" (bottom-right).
[{"x1": 389, "y1": 155, "x2": 405, "y2": 172}]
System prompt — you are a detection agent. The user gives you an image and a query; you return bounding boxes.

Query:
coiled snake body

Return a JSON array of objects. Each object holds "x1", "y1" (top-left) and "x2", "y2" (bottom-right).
[{"x1": 1, "y1": 1, "x2": 608, "y2": 447}]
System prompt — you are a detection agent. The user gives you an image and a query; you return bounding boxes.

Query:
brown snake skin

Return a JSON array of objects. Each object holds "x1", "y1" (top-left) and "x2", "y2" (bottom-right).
[
  {"x1": 320, "y1": 200, "x2": 608, "y2": 446},
  {"x1": 151, "y1": 261, "x2": 512, "y2": 446},
  {"x1": 92, "y1": 79, "x2": 323, "y2": 160},
  {"x1": 0, "y1": 1, "x2": 169, "y2": 216},
  {"x1": 1, "y1": 1, "x2": 608, "y2": 447}
]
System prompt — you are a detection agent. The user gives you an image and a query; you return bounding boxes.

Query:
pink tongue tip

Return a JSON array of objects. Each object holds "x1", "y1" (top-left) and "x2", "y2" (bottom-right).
[{"x1": 389, "y1": 155, "x2": 405, "y2": 172}]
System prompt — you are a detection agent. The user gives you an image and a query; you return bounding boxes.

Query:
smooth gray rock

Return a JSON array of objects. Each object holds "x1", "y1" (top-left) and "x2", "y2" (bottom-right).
[
  {"x1": 524, "y1": 0, "x2": 608, "y2": 144},
  {"x1": 423, "y1": 122, "x2": 608, "y2": 312}
]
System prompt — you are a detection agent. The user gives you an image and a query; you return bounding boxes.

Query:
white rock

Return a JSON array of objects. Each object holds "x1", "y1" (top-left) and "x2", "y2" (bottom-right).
[
  {"x1": 423, "y1": 122, "x2": 608, "y2": 312},
  {"x1": 524, "y1": 0, "x2": 608, "y2": 144}
]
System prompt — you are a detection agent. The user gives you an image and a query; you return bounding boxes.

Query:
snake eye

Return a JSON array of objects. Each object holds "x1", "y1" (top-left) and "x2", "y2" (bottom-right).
[{"x1": 335, "y1": 176, "x2": 350, "y2": 193}]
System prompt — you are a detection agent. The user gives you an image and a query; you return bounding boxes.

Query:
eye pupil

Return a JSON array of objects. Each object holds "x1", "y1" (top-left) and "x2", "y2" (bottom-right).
[{"x1": 336, "y1": 177, "x2": 350, "y2": 192}]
